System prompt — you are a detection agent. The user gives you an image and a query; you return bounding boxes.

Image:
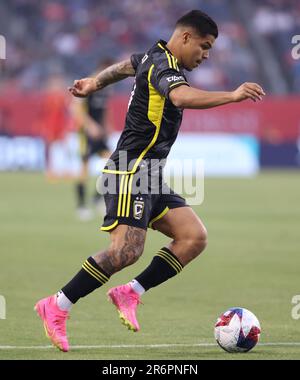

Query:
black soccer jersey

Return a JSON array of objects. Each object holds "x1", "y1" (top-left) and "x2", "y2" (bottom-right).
[{"x1": 103, "y1": 40, "x2": 189, "y2": 174}]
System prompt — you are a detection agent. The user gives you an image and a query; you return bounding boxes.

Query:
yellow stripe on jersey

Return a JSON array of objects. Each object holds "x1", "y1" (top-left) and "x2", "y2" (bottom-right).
[
  {"x1": 121, "y1": 174, "x2": 129, "y2": 217},
  {"x1": 124, "y1": 63, "x2": 166, "y2": 174},
  {"x1": 130, "y1": 64, "x2": 165, "y2": 173},
  {"x1": 102, "y1": 63, "x2": 166, "y2": 176},
  {"x1": 158, "y1": 43, "x2": 173, "y2": 69},
  {"x1": 166, "y1": 51, "x2": 173, "y2": 69},
  {"x1": 148, "y1": 206, "x2": 169, "y2": 228},
  {"x1": 157, "y1": 43, "x2": 179, "y2": 71},
  {"x1": 174, "y1": 57, "x2": 179, "y2": 71},
  {"x1": 116, "y1": 174, "x2": 134, "y2": 217},
  {"x1": 110, "y1": 64, "x2": 165, "y2": 176},
  {"x1": 169, "y1": 81, "x2": 189, "y2": 89},
  {"x1": 100, "y1": 220, "x2": 119, "y2": 231},
  {"x1": 117, "y1": 175, "x2": 125, "y2": 217},
  {"x1": 126, "y1": 174, "x2": 134, "y2": 217},
  {"x1": 171, "y1": 55, "x2": 177, "y2": 70}
]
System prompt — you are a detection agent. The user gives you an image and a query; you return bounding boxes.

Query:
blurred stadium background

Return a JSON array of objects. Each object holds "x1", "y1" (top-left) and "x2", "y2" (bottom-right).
[
  {"x1": 0, "y1": 0, "x2": 300, "y2": 360},
  {"x1": 1, "y1": 0, "x2": 300, "y2": 175}
]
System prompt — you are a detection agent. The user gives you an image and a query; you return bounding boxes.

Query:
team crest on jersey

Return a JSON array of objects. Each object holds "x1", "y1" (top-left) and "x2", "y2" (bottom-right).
[{"x1": 133, "y1": 199, "x2": 144, "y2": 220}]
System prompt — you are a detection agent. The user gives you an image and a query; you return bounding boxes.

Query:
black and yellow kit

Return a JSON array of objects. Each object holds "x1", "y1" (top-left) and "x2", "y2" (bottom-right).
[
  {"x1": 101, "y1": 40, "x2": 190, "y2": 232},
  {"x1": 79, "y1": 89, "x2": 109, "y2": 161}
]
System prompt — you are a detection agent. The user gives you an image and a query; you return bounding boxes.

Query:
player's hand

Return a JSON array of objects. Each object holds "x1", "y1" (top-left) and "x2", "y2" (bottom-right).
[
  {"x1": 68, "y1": 77, "x2": 98, "y2": 97},
  {"x1": 232, "y1": 82, "x2": 266, "y2": 103}
]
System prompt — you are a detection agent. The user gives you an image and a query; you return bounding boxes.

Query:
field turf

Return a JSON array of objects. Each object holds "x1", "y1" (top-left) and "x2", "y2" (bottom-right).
[{"x1": 0, "y1": 171, "x2": 300, "y2": 360}]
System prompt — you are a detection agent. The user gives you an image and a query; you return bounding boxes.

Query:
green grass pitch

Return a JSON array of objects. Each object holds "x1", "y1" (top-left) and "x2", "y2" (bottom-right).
[{"x1": 0, "y1": 171, "x2": 300, "y2": 360}]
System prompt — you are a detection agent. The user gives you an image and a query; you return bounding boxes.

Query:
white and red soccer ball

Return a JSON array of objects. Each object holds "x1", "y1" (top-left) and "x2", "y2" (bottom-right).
[{"x1": 214, "y1": 307, "x2": 261, "y2": 353}]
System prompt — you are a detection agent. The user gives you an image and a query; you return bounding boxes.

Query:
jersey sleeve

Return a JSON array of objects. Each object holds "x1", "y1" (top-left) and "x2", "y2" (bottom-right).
[
  {"x1": 150, "y1": 66, "x2": 189, "y2": 99},
  {"x1": 130, "y1": 53, "x2": 145, "y2": 72}
]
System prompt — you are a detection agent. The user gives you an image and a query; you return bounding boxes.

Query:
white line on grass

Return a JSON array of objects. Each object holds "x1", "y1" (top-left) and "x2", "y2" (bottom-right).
[{"x1": 0, "y1": 342, "x2": 300, "y2": 350}]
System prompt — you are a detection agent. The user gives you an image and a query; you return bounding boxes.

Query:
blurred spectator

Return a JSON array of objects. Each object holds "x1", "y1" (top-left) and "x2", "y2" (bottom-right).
[
  {"x1": 0, "y1": 0, "x2": 298, "y2": 93},
  {"x1": 252, "y1": 0, "x2": 300, "y2": 92}
]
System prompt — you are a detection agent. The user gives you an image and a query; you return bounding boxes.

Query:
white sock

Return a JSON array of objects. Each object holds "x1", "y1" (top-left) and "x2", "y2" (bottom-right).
[
  {"x1": 129, "y1": 279, "x2": 145, "y2": 296},
  {"x1": 56, "y1": 291, "x2": 73, "y2": 311}
]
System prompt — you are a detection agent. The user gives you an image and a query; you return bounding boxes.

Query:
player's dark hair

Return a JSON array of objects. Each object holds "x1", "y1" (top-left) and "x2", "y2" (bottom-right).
[{"x1": 176, "y1": 10, "x2": 218, "y2": 38}]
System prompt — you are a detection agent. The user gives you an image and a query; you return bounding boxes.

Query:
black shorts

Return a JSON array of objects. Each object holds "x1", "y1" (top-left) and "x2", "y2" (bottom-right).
[
  {"x1": 79, "y1": 130, "x2": 109, "y2": 161},
  {"x1": 100, "y1": 168, "x2": 188, "y2": 232}
]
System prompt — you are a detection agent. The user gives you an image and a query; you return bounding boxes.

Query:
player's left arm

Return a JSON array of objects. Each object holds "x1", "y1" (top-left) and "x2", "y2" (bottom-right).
[
  {"x1": 151, "y1": 66, "x2": 265, "y2": 109},
  {"x1": 169, "y1": 82, "x2": 266, "y2": 109},
  {"x1": 69, "y1": 59, "x2": 135, "y2": 98}
]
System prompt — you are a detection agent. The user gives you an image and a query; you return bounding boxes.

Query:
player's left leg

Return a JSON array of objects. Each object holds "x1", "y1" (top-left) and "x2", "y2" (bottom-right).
[
  {"x1": 151, "y1": 206, "x2": 207, "y2": 266},
  {"x1": 107, "y1": 205, "x2": 207, "y2": 331},
  {"x1": 128, "y1": 206, "x2": 207, "y2": 296}
]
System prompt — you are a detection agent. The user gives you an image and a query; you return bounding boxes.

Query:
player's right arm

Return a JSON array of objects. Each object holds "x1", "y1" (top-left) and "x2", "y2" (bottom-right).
[
  {"x1": 169, "y1": 82, "x2": 266, "y2": 109},
  {"x1": 69, "y1": 59, "x2": 135, "y2": 98}
]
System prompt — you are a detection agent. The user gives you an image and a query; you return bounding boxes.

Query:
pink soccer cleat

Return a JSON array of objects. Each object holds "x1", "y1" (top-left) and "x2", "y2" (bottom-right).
[
  {"x1": 34, "y1": 295, "x2": 69, "y2": 352},
  {"x1": 107, "y1": 284, "x2": 142, "y2": 332}
]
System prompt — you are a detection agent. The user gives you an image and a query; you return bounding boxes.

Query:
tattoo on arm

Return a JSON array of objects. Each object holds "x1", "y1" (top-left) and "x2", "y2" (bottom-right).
[
  {"x1": 95, "y1": 226, "x2": 146, "y2": 275},
  {"x1": 95, "y1": 59, "x2": 135, "y2": 90}
]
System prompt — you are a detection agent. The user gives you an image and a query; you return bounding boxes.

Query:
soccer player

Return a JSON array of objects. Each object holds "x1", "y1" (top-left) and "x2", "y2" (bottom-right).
[
  {"x1": 35, "y1": 10, "x2": 265, "y2": 352},
  {"x1": 72, "y1": 60, "x2": 112, "y2": 221}
]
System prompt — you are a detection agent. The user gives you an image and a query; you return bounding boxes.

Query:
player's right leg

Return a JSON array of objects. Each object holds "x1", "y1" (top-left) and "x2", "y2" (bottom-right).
[{"x1": 34, "y1": 224, "x2": 146, "y2": 351}]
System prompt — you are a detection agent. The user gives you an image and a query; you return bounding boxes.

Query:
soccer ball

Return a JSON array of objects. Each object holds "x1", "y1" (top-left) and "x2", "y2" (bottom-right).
[{"x1": 214, "y1": 307, "x2": 261, "y2": 353}]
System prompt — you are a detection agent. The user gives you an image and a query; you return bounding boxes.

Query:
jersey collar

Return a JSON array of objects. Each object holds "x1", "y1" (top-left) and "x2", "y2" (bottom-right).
[
  {"x1": 157, "y1": 40, "x2": 174, "y2": 57},
  {"x1": 157, "y1": 39, "x2": 182, "y2": 71}
]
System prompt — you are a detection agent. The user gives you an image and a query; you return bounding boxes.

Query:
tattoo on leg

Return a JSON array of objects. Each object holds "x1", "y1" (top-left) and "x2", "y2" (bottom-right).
[
  {"x1": 94, "y1": 226, "x2": 146, "y2": 275},
  {"x1": 94, "y1": 251, "x2": 115, "y2": 275},
  {"x1": 118, "y1": 226, "x2": 146, "y2": 267}
]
